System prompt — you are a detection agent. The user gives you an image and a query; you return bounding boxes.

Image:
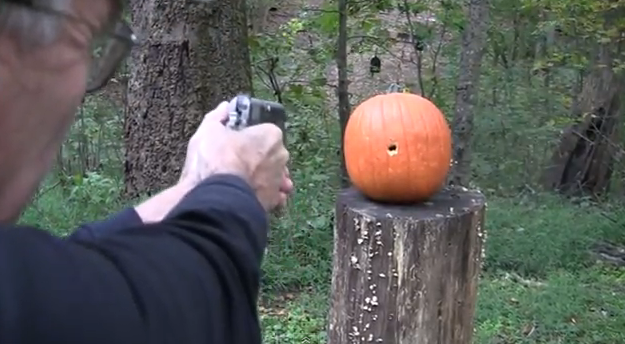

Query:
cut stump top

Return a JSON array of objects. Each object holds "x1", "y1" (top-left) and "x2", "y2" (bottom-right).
[{"x1": 338, "y1": 186, "x2": 486, "y2": 220}]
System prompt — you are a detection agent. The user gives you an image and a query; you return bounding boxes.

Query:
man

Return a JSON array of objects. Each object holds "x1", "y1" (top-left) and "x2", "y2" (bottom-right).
[{"x1": 0, "y1": 0, "x2": 293, "y2": 343}]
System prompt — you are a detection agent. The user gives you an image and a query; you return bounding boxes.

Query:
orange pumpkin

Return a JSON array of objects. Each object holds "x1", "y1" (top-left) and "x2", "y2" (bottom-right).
[{"x1": 344, "y1": 92, "x2": 452, "y2": 203}]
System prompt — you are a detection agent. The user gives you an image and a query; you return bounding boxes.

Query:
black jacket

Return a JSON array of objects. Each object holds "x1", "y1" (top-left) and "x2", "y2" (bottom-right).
[{"x1": 0, "y1": 174, "x2": 267, "y2": 344}]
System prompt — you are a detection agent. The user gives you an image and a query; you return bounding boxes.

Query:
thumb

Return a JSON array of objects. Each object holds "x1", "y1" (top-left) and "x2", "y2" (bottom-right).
[{"x1": 199, "y1": 101, "x2": 230, "y2": 131}]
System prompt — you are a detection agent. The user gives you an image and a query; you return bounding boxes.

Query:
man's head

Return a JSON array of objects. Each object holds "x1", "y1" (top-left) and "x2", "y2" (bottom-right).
[{"x1": 0, "y1": 0, "x2": 126, "y2": 222}]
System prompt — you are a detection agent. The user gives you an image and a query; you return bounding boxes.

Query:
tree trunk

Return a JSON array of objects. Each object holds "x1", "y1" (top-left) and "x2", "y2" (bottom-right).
[
  {"x1": 448, "y1": 0, "x2": 489, "y2": 186},
  {"x1": 336, "y1": 0, "x2": 351, "y2": 187},
  {"x1": 328, "y1": 187, "x2": 486, "y2": 344},
  {"x1": 124, "y1": 0, "x2": 253, "y2": 198},
  {"x1": 540, "y1": 44, "x2": 623, "y2": 197}
]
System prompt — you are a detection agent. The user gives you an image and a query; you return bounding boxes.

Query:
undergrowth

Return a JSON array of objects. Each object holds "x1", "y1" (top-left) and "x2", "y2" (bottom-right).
[{"x1": 17, "y1": 13, "x2": 625, "y2": 344}]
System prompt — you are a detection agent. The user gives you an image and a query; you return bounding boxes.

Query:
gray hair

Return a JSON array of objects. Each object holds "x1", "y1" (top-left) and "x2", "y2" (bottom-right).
[{"x1": 0, "y1": 0, "x2": 71, "y2": 48}]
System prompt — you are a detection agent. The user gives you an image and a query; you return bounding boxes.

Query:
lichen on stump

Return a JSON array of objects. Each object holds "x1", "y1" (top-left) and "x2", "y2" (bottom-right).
[{"x1": 328, "y1": 187, "x2": 486, "y2": 344}]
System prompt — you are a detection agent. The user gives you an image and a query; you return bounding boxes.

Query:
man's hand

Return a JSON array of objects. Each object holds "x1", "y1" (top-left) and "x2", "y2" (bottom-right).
[{"x1": 181, "y1": 101, "x2": 293, "y2": 211}]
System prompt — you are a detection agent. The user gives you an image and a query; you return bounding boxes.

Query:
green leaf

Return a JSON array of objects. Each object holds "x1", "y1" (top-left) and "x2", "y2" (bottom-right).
[{"x1": 310, "y1": 77, "x2": 327, "y2": 86}]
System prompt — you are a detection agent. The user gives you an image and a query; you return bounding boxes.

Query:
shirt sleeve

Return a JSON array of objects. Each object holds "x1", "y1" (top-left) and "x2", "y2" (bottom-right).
[
  {"x1": 0, "y1": 174, "x2": 267, "y2": 344},
  {"x1": 69, "y1": 207, "x2": 142, "y2": 241}
]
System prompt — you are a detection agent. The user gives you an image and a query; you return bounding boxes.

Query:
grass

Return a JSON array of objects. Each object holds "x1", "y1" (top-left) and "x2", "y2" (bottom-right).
[
  {"x1": 260, "y1": 191, "x2": 625, "y2": 344},
  {"x1": 475, "y1": 268, "x2": 625, "y2": 343},
  {"x1": 21, "y1": 160, "x2": 625, "y2": 343},
  {"x1": 17, "y1": 38, "x2": 625, "y2": 344},
  {"x1": 258, "y1": 267, "x2": 625, "y2": 344},
  {"x1": 260, "y1": 192, "x2": 625, "y2": 344}
]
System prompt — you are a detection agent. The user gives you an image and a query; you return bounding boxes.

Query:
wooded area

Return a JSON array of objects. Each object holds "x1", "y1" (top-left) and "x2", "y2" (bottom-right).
[{"x1": 37, "y1": 0, "x2": 625, "y2": 342}]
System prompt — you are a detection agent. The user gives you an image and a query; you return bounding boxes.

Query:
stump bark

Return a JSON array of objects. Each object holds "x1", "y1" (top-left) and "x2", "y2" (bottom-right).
[{"x1": 328, "y1": 187, "x2": 486, "y2": 344}]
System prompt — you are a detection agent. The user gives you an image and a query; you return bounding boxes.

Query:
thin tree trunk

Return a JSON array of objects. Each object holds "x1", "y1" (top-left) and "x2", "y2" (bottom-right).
[
  {"x1": 448, "y1": 0, "x2": 490, "y2": 186},
  {"x1": 337, "y1": 0, "x2": 351, "y2": 187}
]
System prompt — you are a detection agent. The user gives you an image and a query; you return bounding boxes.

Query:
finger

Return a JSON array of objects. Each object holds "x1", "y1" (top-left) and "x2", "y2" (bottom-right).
[
  {"x1": 279, "y1": 192, "x2": 288, "y2": 208},
  {"x1": 271, "y1": 192, "x2": 289, "y2": 217},
  {"x1": 279, "y1": 167, "x2": 292, "y2": 193},
  {"x1": 280, "y1": 175, "x2": 293, "y2": 194},
  {"x1": 244, "y1": 123, "x2": 284, "y2": 144}
]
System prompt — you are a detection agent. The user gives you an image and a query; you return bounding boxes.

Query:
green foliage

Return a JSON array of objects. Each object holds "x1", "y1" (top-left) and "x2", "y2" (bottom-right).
[
  {"x1": 258, "y1": 197, "x2": 625, "y2": 343},
  {"x1": 261, "y1": 290, "x2": 329, "y2": 344},
  {"x1": 21, "y1": 174, "x2": 123, "y2": 236},
  {"x1": 484, "y1": 193, "x2": 623, "y2": 276},
  {"x1": 475, "y1": 268, "x2": 625, "y2": 343},
  {"x1": 60, "y1": 96, "x2": 124, "y2": 179},
  {"x1": 66, "y1": 172, "x2": 121, "y2": 208},
  {"x1": 492, "y1": 0, "x2": 625, "y2": 75},
  {"x1": 20, "y1": 0, "x2": 625, "y2": 342}
]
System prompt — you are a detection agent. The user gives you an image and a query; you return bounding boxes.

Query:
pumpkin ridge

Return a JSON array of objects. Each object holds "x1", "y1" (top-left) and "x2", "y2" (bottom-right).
[
  {"x1": 352, "y1": 103, "x2": 363, "y2": 192},
  {"x1": 368, "y1": 96, "x2": 379, "y2": 197},
  {"x1": 397, "y1": 93, "x2": 412, "y2": 201},
  {"x1": 422, "y1": 96, "x2": 435, "y2": 197},
  {"x1": 384, "y1": 94, "x2": 397, "y2": 199}
]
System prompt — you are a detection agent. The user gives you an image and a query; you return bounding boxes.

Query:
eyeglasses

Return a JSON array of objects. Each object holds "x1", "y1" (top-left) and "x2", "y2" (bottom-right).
[
  {"x1": 87, "y1": 20, "x2": 137, "y2": 93},
  {"x1": 2, "y1": 2, "x2": 138, "y2": 94}
]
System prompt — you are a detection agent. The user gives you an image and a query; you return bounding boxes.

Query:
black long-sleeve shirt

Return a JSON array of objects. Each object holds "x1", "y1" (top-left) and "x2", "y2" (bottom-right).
[{"x1": 0, "y1": 174, "x2": 268, "y2": 344}]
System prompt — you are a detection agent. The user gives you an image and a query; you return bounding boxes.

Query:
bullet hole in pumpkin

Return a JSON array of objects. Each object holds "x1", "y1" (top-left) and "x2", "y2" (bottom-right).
[{"x1": 387, "y1": 143, "x2": 398, "y2": 156}]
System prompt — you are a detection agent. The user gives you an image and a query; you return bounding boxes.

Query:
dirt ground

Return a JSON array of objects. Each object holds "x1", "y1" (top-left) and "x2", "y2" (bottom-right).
[
  {"x1": 95, "y1": 1, "x2": 438, "y2": 115},
  {"x1": 260, "y1": 0, "x2": 438, "y2": 113}
]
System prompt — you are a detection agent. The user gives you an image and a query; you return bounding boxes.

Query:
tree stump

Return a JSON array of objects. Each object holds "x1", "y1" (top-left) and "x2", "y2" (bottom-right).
[{"x1": 328, "y1": 187, "x2": 486, "y2": 344}]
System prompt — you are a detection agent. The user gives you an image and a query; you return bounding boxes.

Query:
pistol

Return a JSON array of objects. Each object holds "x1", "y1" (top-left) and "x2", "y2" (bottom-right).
[{"x1": 224, "y1": 95, "x2": 287, "y2": 140}]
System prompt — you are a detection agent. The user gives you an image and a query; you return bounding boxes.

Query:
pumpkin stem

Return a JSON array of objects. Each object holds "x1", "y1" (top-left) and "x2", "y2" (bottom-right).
[{"x1": 387, "y1": 83, "x2": 403, "y2": 93}]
